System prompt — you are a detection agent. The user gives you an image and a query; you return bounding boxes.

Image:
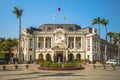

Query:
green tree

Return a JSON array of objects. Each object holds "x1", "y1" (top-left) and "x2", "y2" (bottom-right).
[
  {"x1": 101, "y1": 18, "x2": 109, "y2": 63},
  {"x1": 13, "y1": 7, "x2": 23, "y2": 63},
  {"x1": 0, "y1": 38, "x2": 18, "y2": 53}
]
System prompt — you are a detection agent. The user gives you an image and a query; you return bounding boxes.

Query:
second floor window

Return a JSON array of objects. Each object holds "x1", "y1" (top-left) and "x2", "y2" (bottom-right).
[
  {"x1": 38, "y1": 43, "x2": 41, "y2": 48},
  {"x1": 29, "y1": 40, "x2": 32, "y2": 47},
  {"x1": 79, "y1": 43, "x2": 81, "y2": 48}
]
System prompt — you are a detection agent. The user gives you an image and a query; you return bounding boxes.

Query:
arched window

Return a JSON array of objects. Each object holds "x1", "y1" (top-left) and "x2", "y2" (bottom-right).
[
  {"x1": 68, "y1": 53, "x2": 74, "y2": 61},
  {"x1": 76, "y1": 54, "x2": 81, "y2": 61},
  {"x1": 38, "y1": 54, "x2": 43, "y2": 60},
  {"x1": 46, "y1": 54, "x2": 51, "y2": 61}
]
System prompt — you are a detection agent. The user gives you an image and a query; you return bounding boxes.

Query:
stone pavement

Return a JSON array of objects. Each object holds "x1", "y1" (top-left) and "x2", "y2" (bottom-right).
[{"x1": 0, "y1": 64, "x2": 120, "y2": 80}]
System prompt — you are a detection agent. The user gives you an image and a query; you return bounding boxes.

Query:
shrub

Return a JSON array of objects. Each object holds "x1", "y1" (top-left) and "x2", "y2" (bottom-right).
[
  {"x1": 74, "y1": 60, "x2": 84, "y2": 63},
  {"x1": 50, "y1": 63, "x2": 61, "y2": 68},
  {"x1": 64, "y1": 62, "x2": 76, "y2": 68},
  {"x1": 40, "y1": 61, "x2": 51, "y2": 67},
  {"x1": 35, "y1": 59, "x2": 44, "y2": 64}
]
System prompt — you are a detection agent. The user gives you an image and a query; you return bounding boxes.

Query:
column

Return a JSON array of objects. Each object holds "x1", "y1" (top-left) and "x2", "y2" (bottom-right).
[
  {"x1": 66, "y1": 50, "x2": 68, "y2": 61},
  {"x1": 67, "y1": 37, "x2": 69, "y2": 47},
  {"x1": 63, "y1": 51, "x2": 65, "y2": 62},
  {"x1": 44, "y1": 37, "x2": 46, "y2": 48},
  {"x1": 81, "y1": 37, "x2": 82, "y2": 49},
  {"x1": 74, "y1": 37, "x2": 76, "y2": 48},
  {"x1": 37, "y1": 36, "x2": 38, "y2": 49},
  {"x1": 51, "y1": 37, "x2": 52, "y2": 47},
  {"x1": 52, "y1": 51, "x2": 54, "y2": 62}
]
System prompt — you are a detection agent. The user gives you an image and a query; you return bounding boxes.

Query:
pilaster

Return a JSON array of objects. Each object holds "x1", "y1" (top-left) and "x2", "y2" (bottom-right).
[
  {"x1": 44, "y1": 37, "x2": 46, "y2": 48},
  {"x1": 74, "y1": 37, "x2": 76, "y2": 48}
]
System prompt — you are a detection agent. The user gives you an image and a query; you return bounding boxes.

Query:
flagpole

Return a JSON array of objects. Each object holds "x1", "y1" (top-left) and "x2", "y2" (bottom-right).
[{"x1": 64, "y1": 14, "x2": 66, "y2": 24}]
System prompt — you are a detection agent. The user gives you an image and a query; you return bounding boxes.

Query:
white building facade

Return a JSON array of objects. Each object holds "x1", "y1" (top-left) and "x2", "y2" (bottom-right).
[{"x1": 20, "y1": 24, "x2": 102, "y2": 63}]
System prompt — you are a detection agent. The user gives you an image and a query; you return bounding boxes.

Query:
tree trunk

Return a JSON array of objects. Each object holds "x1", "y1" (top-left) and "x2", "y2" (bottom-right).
[
  {"x1": 98, "y1": 23, "x2": 101, "y2": 62},
  {"x1": 18, "y1": 17, "x2": 21, "y2": 63},
  {"x1": 105, "y1": 25, "x2": 107, "y2": 63}
]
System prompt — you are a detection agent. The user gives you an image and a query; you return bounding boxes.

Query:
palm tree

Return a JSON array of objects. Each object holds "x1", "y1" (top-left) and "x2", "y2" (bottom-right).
[
  {"x1": 92, "y1": 17, "x2": 101, "y2": 36},
  {"x1": 101, "y1": 18, "x2": 109, "y2": 63},
  {"x1": 13, "y1": 7, "x2": 23, "y2": 63},
  {"x1": 113, "y1": 33, "x2": 120, "y2": 45},
  {"x1": 101, "y1": 18, "x2": 109, "y2": 41},
  {"x1": 107, "y1": 32, "x2": 114, "y2": 43},
  {"x1": 113, "y1": 33, "x2": 120, "y2": 63},
  {"x1": 92, "y1": 17, "x2": 101, "y2": 62}
]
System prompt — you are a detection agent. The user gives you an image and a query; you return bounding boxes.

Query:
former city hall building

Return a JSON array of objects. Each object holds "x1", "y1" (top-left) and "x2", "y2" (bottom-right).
[{"x1": 21, "y1": 24, "x2": 118, "y2": 63}]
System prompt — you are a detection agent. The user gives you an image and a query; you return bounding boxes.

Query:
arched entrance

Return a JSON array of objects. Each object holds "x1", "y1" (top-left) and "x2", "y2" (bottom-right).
[
  {"x1": 38, "y1": 54, "x2": 43, "y2": 60},
  {"x1": 76, "y1": 53, "x2": 81, "y2": 60},
  {"x1": 46, "y1": 54, "x2": 51, "y2": 61},
  {"x1": 57, "y1": 53, "x2": 63, "y2": 62},
  {"x1": 68, "y1": 53, "x2": 74, "y2": 61}
]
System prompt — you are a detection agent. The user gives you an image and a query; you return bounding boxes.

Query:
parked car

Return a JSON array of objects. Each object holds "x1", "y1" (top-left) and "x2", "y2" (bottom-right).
[
  {"x1": 0, "y1": 60, "x2": 8, "y2": 64},
  {"x1": 106, "y1": 59, "x2": 119, "y2": 65}
]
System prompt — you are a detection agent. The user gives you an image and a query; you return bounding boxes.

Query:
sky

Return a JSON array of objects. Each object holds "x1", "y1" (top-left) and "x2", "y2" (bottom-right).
[{"x1": 0, "y1": 0, "x2": 120, "y2": 40}]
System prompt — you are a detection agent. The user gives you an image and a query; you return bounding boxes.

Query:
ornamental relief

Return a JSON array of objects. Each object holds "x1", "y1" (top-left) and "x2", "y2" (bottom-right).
[{"x1": 55, "y1": 32, "x2": 65, "y2": 43}]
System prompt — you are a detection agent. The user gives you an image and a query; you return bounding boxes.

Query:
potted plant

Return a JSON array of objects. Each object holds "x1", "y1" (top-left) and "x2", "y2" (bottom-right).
[
  {"x1": 93, "y1": 64, "x2": 96, "y2": 69},
  {"x1": 2, "y1": 65, "x2": 6, "y2": 70},
  {"x1": 25, "y1": 64, "x2": 29, "y2": 69},
  {"x1": 14, "y1": 64, "x2": 18, "y2": 69},
  {"x1": 111, "y1": 64, "x2": 116, "y2": 70},
  {"x1": 103, "y1": 64, "x2": 106, "y2": 69}
]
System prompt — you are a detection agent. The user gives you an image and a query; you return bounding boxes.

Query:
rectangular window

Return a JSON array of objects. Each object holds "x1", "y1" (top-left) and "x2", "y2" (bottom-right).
[
  {"x1": 72, "y1": 42, "x2": 74, "y2": 48},
  {"x1": 30, "y1": 55, "x2": 32, "y2": 61},
  {"x1": 79, "y1": 43, "x2": 81, "y2": 48},
  {"x1": 46, "y1": 43, "x2": 47, "y2": 48},
  {"x1": 68, "y1": 42, "x2": 70, "y2": 48},
  {"x1": 29, "y1": 40, "x2": 32, "y2": 47},
  {"x1": 49, "y1": 43, "x2": 51, "y2": 48},
  {"x1": 38, "y1": 43, "x2": 41, "y2": 48}
]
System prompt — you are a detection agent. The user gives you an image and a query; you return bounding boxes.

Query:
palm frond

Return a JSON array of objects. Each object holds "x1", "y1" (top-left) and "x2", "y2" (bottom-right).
[
  {"x1": 12, "y1": 7, "x2": 23, "y2": 18},
  {"x1": 101, "y1": 18, "x2": 109, "y2": 26},
  {"x1": 92, "y1": 17, "x2": 101, "y2": 25}
]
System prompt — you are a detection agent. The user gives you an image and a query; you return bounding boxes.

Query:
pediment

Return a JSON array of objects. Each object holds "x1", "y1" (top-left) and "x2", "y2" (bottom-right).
[{"x1": 53, "y1": 28, "x2": 66, "y2": 34}]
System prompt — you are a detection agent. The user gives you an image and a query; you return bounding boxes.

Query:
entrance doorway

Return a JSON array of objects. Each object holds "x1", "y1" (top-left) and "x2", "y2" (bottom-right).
[{"x1": 57, "y1": 53, "x2": 63, "y2": 62}]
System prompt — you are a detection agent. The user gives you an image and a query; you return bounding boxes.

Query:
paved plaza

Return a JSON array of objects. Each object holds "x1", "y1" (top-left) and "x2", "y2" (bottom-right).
[{"x1": 0, "y1": 64, "x2": 120, "y2": 80}]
